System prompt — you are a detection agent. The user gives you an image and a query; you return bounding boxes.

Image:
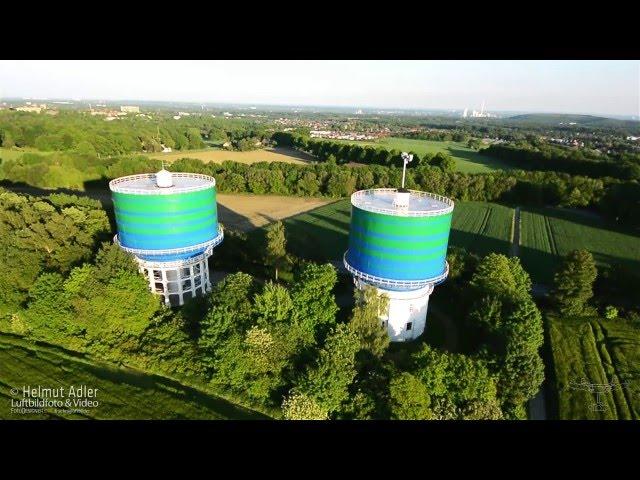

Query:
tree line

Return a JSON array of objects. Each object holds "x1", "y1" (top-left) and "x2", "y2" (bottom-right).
[
  {"x1": 484, "y1": 143, "x2": 640, "y2": 181},
  {"x1": 271, "y1": 131, "x2": 456, "y2": 170},
  {"x1": 2, "y1": 149, "x2": 638, "y2": 228},
  {"x1": 0, "y1": 111, "x2": 271, "y2": 156}
]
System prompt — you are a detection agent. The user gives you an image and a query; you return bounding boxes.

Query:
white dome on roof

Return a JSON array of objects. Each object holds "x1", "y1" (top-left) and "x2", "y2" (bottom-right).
[{"x1": 156, "y1": 169, "x2": 173, "y2": 188}]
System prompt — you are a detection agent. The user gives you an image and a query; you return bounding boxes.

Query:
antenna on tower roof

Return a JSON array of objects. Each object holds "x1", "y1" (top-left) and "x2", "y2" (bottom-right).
[{"x1": 400, "y1": 152, "x2": 413, "y2": 190}]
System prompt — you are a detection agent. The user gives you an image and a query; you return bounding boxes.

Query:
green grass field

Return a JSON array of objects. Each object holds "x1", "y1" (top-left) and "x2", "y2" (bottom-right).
[
  {"x1": 0, "y1": 334, "x2": 266, "y2": 420},
  {"x1": 548, "y1": 316, "x2": 640, "y2": 420},
  {"x1": 520, "y1": 207, "x2": 640, "y2": 284},
  {"x1": 335, "y1": 137, "x2": 512, "y2": 174},
  {"x1": 281, "y1": 199, "x2": 514, "y2": 262},
  {"x1": 449, "y1": 201, "x2": 514, "y2": 256}
]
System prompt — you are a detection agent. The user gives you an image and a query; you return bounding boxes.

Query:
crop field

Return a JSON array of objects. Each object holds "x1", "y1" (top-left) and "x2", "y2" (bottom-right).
[
  {"x1": 449, "y1": 201, "x2": 514, "y2": 256},
  {"x1": 335, "y1": 137, "x2": 513, "y2": 173},
  {"x1": 520, "y1": 206, "x2": 640, "y2": 284},
  {"x1": 147, "y1": 147, "x2": 314, "y2": 165},
  {"x1": 281, "y1": 200, "x2": 514, "y2": 262},
  {"x1": 548, "y1": 316, "x2": 640, "y2": 420},
  {"x1": 0, "y1": 334, "x2": 264, "y2": 420},
  {"x1": 218, "y1": 194, "x2": 333, "y2": 232}
]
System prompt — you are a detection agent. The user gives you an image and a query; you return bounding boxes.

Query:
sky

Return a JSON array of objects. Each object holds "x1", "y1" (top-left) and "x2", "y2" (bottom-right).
[{"x1": 0, "y1": 60, "x2": 638, "y2": 117}]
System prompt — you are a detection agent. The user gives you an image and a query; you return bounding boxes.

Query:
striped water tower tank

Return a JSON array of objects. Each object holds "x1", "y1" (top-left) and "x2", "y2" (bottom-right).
[
  {"x1": 344, "y1": 188, "x2": 454, "y2": 341},
  {"x1": 110, "y1": 169, "x2": 223, "y2": 306}
]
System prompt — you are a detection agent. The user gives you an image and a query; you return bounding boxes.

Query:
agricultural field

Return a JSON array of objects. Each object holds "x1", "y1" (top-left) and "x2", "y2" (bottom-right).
[
  {"x1": 218, "y1": 194, "x2": 333, "y2": 232},
  {"x1": 520, "y1": 206, "x2": 640, "y2": 284},
  {"x1": 548, "y1": 316, "x2": 640, "y2": 420},
  {"x1": 449, "y1": 201, "x2": 514, "y2": 257},
  {"x1": 335, "y1": 137, "x2": 513, "y2": 173},
  {"x1": 281, "y1": 199, "x2": 514, "y2": 262},
  {"x1": 0, "y1": 334, "x2": 265, "y2": 420},
  {"x1": 147, "y1": 147, "x2": 314, "y2": 165},
  {"x1": 283, "y1": 199, "x2": 352, "y2": 261}
]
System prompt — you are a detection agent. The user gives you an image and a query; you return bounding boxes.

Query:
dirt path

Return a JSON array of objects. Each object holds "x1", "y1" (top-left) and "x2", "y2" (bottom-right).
[
  {"x1": 510, "y1": 206, "x2": 520, "y2": 257},
  {"x1": 511, "y1": 206, "x2": 548, "y2": 420}
]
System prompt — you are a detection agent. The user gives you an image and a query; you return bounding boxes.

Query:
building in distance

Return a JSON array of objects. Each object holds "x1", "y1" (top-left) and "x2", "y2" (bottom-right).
[{"x1": 120, "y1": 105, "x2": 140, "y2": 113}]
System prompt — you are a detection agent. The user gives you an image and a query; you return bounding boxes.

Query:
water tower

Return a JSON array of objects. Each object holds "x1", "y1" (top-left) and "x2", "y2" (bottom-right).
[
  {"x1": 109, "y1": 168, "x2": 223, "y2": 306},
  {"x1": 343, "y1": 153, "x2": 454, "y2": 341}
]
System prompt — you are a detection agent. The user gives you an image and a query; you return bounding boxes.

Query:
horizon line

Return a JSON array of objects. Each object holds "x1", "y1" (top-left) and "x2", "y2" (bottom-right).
[{"x1": 1, "y1": 96, "x2": 638, "y2": 121}]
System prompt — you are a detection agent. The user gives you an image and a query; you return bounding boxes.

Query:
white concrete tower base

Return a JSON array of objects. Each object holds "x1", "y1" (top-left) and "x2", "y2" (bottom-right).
[
  {"x1": 135, "y1": 252, "x2": 212, "y2": 307},
  {"x1": 356, "y1": 279, "x2": 434, "y2": 342}
]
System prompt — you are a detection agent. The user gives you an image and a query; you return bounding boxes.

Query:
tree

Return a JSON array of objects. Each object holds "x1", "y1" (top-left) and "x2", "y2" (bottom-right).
[
  {"x1": 551, "y1": 249, "x2": 597, "y2": 316},
  {"x1": 604, "y1": 305, "x2": 618, "y2": 319},
  {"x1": 467, "y1": 138, "x2": 482, "y2": 150},
  {"x1": 470, "y1": 253, "x2": 532, "y2": 299},
  {"x1": 211, "y1": 322, "x2": 296, "y2": 404},
  {"x1": 264, "y1": 221, "x2": 287, "y2": 281},
  {"x1": 254, "y1": 281, "x2": 294, "y2": 327},
  {"x1": 410, "y1": 344, "x2": 503, "y2": 420},
  {"x1": 349, "y1": 285, "x2": 390, "y2": 358},
  {"x1": 290, "y1": 263, "x2": 339, "y2": 340},
  {"x1": 281, "y1": 391, "x2": 329, "y2": 420},
  {"x1": 199, "y1": 272, "x2": 257, "y2": 368},
  {"x1": 296, "y1": 323, "x2": 360, "y2": 415},
  {"x1": 388, "y1": 372, "x2": 432, "y2": 420},
  {"x1": 431, "y1": 152, "x2": 456, "y2": 172}
]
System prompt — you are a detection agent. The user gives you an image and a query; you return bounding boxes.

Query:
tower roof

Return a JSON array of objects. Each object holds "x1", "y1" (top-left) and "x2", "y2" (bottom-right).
[
  {"x1": 351, "y1": 188, "x2": 454, "y2": 216},
  {"x1": 109, "y1": 172, "x2": 215, "y2": 195}
]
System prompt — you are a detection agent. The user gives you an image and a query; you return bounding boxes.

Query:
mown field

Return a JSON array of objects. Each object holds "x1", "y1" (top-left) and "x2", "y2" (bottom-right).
[
  {"x1": 147, "y1": 147, "x2": 314, "y2": 165},
  {"x1": 449, "y1": 201, "x2": 514, "y2": 256},
  {"x1": 281, "y1": 199, "x2": 514, "y2": 262},
  {"x1": 548, "y1": 316, "x2": 640, "y2": 420},
  {"x1": 520, "y1": 206, "x2": 640, "y2": 284},
  {"x1": 218, "y1": 193, "x2": 332, "y2": 232},
  {"x1": 0, "y1": 334, "x2": 266, "y2": 420},
  {"x1": 334, "y1": 137, "x2": 513, "y2": 174}
]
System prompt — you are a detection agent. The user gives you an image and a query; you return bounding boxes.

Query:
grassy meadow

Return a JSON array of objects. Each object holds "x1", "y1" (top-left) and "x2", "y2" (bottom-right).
[
  {"x1": 335, "y1": 137, "x2": 512, "y2": 173},
  {"x1": 0, "y1": 334, "x2": 266, "y2": 420}
]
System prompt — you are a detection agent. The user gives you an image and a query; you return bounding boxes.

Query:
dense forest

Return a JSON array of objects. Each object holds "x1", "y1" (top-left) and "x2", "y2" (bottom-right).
[{"x1": 0, "y1": 111, "x2": 271, "y2": 156}]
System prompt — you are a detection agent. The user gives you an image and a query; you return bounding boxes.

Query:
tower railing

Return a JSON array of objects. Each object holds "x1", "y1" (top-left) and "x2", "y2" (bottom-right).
[
  {"x1": 343, "y1": 252, "x2": 449, "y2": 289},
  {"x1": 351, "y1": 188, "x2": 454, "y2": 216},
  {"x1": 109, "y1": 172, "x2": 216, "y2": 194},
  {"x1": 113, "y1": 226, "x2": 224, "y2": 257}
]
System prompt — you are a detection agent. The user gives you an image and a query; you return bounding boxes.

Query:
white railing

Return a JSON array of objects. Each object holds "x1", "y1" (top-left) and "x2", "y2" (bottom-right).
[
  {"x1": 114, "y1": 227, "x2": 224, "y2": 257},
  {"x1": 351, "y1": 188, "x2": 454, "y2": 217},
  {"x1": 109, "y1": 172, "x2": 216, "y2": 195},
  {"x1": 134, "y1": 245, "x2": 215, "y2": 269},
  {"x1": 343, "y1": 252, "x2": 449, "y2": 289}
]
